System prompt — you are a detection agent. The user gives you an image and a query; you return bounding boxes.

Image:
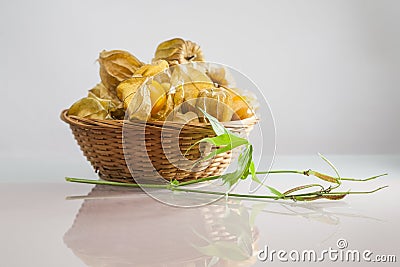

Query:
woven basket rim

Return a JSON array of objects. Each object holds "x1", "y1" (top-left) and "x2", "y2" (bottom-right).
[{"x1": 60, "y1": 109, "x2": 258, "y2": 130}]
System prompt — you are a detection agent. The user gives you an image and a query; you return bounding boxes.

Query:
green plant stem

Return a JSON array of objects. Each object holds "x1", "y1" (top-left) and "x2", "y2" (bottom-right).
[
  {"x1": 65, "y1": 177, "x2": 388, "y2": 201},
  {"x1": 175, "y1": 170, "x2": 387, "y2": 188},
  {"x1": 255, "y1": 170, "x2": 303, "y2": 175},
  {"x1": 174, "y1": 175, "x2": 221, "y2": 187},
  {"x1": 66, "y1": 168, "x2": 387, "y2": 190},
  {"x1": 65, "y1": 177, "x2": 162, "y2": 188},
  {"x1": 340, "y1": 173, "x2": 388, "y2": 181},
  {"x1": 177, "y1": 170, "x2": 305, "y2": 187},
  {"x1": 173, "y1": 186, "x2": 388, "y2": 199},
  {"x1": 256, "y1": 170, "x2": 387, "y2": 183}
]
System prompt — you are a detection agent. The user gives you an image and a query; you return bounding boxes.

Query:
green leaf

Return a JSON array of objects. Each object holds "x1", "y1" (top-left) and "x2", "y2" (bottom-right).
[
  {"x1": 247, "y1": 155, "x2": 269, "y2": 187},
  {"x1": 189, "y1": 110, "x2": 255, "y2": 189},
  {"x1": 198, "y1": 107, "x2": 227, "y2": 136},
  {"x1": 199, "y1": 134, "x2": 232, "y2": 146},
  {"x1": 184, "y1": 134, "x2": 232, "y2": 156},
  {"x1": 318, "y1": 153, "x2": 341, "y2": 184},
  {"x1": 195, "y1": 132, "x2": 248, "y2": 148},
  {"x1": 249, "y1": 160, "x2": 256, "y2": 179},
  {"x1": 221, "y1": 145, "x2": 253, "y2": 187},
  {"x1": 185, "y1": 115, "x2": 249, "y2": 158},
  {"x1": 170, "y1": 179, "x2": 179, "y2": 186},
  {"x1": 266, "y1": 185, "x2": 284, "y2": 198},
  {"x1": 199, "y1": 135, "x2": 249, "y2": 162}
]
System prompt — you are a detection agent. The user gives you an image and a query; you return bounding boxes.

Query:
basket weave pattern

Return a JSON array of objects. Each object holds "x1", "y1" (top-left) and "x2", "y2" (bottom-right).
[{"x1": 61, "y1": 110, "x2": 256, "y2": 183}]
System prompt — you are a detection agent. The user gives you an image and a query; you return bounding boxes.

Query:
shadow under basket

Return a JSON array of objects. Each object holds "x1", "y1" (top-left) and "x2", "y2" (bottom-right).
[{"x1": 61, "y1": 110, "x2": 256, "y2": 183}]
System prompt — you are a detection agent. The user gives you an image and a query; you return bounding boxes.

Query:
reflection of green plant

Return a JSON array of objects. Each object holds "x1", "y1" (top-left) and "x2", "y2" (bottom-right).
[
  {"x1": 66, "y1": 110, "x2": 387, "y2": 201},
  {"x1": 192, "y1": 202, "x2": 257, "y2": 266}
]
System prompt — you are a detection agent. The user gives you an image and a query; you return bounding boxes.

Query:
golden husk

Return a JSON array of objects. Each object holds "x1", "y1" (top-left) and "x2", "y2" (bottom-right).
[
  {"x1": 115, "y1": 60, "x2": 169, "y2": 117},
  {"x1": 99, "y1": 50, "x2": 143, "y2": 92},
  {"x1": 196, "y1": 87, "x2": 234, "y2": 122},
  {"x1": 69, "y1": 39, "x2": 258, "y2": 122},
  {"x1": 67, "y1": 83, "x2": 123, "y2": 120},
  {"x1": 153, "y1": 38, "x2": 204, "y2": 65}
]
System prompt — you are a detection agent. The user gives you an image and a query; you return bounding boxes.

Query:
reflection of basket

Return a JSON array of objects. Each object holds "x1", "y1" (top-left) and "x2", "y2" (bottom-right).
[
  {"x1": 64, "y1": 186, "x2": 259, "y2": 266},
  {"x1": 61, "y1": 110, "x2": 256, "y2": 183}
]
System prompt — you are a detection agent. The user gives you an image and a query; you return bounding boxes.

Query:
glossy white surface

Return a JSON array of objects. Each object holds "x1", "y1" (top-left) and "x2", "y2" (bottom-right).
[{"x1": 0, "y1": 155, "x2": 399, "y2": 266}]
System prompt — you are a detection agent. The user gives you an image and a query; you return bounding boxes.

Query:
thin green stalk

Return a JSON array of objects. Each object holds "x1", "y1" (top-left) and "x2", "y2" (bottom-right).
[
  {"x1": 284, "y1": 186, "x2": 388, "y2": 198},
  {"x1": 67, "y1": 166, "x2": 387, "y2": 190},
  {"x1": 340, "y1": 173, "x2": 388, "y2": 182},
  {"x1": 178, "y1": 170, "x2": 306, "y2": 187},
  {"x1": 65, "y1": 177, "x2": 166, "y2": 189},
  {"x1": 65, "y1": 177, "x2": 388, "y2": 201},
  {"x1": 176, "y1": 169, "x2": 378, "y2": 188},
  {"x1": 258, "y1": 170, "x2": 386, "y2": 184},
  {"x1": 255, "y1": 170, "x2": 303, "y2": 175},
  {"x1": 172, "y1": 185, "x2": 388, "y2": 199},
  {"x1": 175, "y1": 175, "x2": 221, "y2": 187}
]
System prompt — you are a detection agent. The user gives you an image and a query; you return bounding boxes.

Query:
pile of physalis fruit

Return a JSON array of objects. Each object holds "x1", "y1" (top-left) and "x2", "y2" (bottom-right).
[{"x1": 68, "y1": 38, "x2": 258, "y2": 123}]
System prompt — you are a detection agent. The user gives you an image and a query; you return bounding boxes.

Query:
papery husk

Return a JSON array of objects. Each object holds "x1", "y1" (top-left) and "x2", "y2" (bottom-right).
[
  {"x1": 68, "y1": 83, "x2": 123, "y2": 119},
  {"x1": 134, "y1": 60, "x2": 169, "y2": 77},
  {"x1": 148, "y1": 80, "x2": 167, "y2": 116},
  {"x1": 196, "y1": 87, "x2": 234, "y2": 122},
  {"x1": 170, "y1": 65, "x2": 214, "y2": 109},
  {"x1": 88, "y1": 83, "x2": 122, "y2": 108},
  {"x1": 116, "y1": 77, "x2": 147, "y2": 110},
  {"x1": 67, "y1": 97, "x2": 109, "y2": 119},
  {"x1": 167, "y1": 111, "x2": 199, "y2": 124},
  {"x1": 173, "y1": 82, "x2": 215, "y2": 109},
  {"x1": 150, "y1": 93, "x2": 175, "y2": 121},
  {"x1": 170, "y1": 65, "x2": 212, "y2": 86},
  {"x1": 153, "y1": 38, "x2": 204, "y2": 65},
  {"x1": 206, "y1": 67, "x2": 231, "y2": 87},
  {"x1": 116, "y1": 60, "x2": 169, "y2": 110},
  {"x1": 99, "y1": 50, "x2": 143, "y2": 92},
  {"x1": 223, "y1": 87, "x2": 257, "y2": 120},
  {"x1": 125, "y1": 83, "x2": 152, "y2": 121},
  {"x1": 229, "y1": 87, "x2": 259, "y2": 112}
]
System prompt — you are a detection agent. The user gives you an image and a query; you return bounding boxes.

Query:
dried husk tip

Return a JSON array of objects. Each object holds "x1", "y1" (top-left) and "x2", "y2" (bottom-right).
[
  {"x1": 99, "y1": 50, "x2": 144, "y2": 92},
  {"x1": 153, "y1": 38, "x2": 204, "y2": 65}
]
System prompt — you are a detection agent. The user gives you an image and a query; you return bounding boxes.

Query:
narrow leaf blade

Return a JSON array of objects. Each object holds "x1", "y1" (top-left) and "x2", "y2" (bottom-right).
[
  {"x1": 198, "y1": 107, "x2": 227, "y2": 136},
  {"x1": 266, "y1": 186, "x2": 284, "y2": 198}
]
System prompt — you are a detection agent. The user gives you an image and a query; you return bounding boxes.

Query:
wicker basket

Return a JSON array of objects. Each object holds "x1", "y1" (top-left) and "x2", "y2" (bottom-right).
[{"x1": 61, "y1": 110, "x2": 256, "y2": 183}]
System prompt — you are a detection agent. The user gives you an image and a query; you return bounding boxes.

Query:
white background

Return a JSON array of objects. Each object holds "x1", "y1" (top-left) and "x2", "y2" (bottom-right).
[{"x1": 1, "y1": 0, "x2": 399, "y2": 159}]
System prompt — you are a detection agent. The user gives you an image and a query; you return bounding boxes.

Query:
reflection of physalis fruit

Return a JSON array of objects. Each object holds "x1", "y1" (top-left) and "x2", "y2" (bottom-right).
[
  {"x1": 153, "y1": 38, "x2": 204, "y2": 65},
  {"x1": 99, "y1": 50, "x2": 143, "y2": 92},
  {"x1": 116, "y1": 60, "x2": 169, "y2": 120}
]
